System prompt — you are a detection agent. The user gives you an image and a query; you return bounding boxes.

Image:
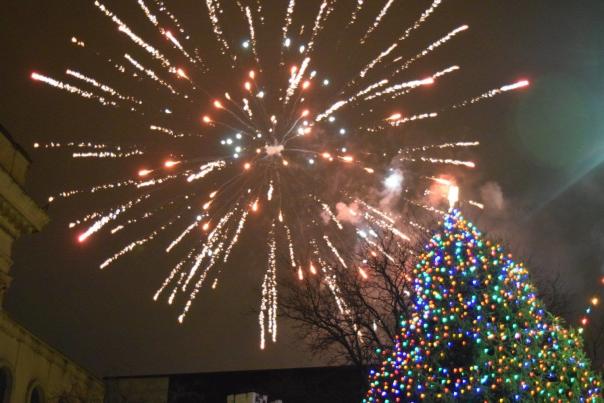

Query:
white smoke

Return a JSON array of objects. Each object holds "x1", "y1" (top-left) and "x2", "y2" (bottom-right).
[
  {"x1": 379, "y1": 169, "x2": 404, "y2": 211},
  {"x1": 480, "y1": 181, "x2": 505, "y2": 211},
  {"x1": 335, "y1": 201, "x2": 361, "y2": 224}
]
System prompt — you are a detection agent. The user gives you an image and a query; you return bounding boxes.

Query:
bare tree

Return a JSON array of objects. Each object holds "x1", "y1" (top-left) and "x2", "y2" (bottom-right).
[
  {"x1": 279, "y1": 230, "x2": 423, "y2": 367},
  {"x1": 533, "y1": 269, "x2": 576, "y2": 318}
]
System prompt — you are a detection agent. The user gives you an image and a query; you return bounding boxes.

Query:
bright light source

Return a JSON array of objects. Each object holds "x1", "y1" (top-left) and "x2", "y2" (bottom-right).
[
  {"x1": 384, "y1": 171, "x2": 403, "y2": 190},
  {"x1": 164, "y1": 160, "x2": 180, "y2": 168}
]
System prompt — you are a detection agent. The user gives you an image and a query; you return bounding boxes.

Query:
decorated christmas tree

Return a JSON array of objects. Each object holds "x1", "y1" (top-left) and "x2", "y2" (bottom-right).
[{"x1": 366, "y1": 210, "x2": 602, "y2": 402}]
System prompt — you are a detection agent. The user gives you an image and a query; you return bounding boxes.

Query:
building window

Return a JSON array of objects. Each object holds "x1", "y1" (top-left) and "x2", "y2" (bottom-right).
[
  {"x1": 0, "y1": 367, "x2": 12, "y2": 403},
  {"x1": 29, "y1": 385, "x2": 45, "y2": 403}
]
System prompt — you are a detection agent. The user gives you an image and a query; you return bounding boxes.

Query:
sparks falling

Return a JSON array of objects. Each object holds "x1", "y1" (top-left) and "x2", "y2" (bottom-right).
[{"x1": 32, "y1": 0, "x2": 528, "y2": 348}]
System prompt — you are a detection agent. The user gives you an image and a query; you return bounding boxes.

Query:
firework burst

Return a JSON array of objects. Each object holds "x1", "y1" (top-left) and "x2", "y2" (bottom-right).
[{"x1": 31, "y1": 0, "x2": 528, "y2": 348}]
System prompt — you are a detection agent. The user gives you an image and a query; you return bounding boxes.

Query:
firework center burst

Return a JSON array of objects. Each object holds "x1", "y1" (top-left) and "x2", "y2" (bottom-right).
[{"x1": 264, "y1": 143, "x2": 285, "y2": 157}]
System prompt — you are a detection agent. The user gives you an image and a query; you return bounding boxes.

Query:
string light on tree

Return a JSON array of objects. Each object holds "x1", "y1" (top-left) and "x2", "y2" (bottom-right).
[{"x1": 366, "y1": 211, "x2": 601, "y2": 401}]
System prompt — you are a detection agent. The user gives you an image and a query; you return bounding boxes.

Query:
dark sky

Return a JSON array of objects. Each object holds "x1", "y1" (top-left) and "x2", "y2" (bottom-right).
[{"x1": 1, "y1": 0, "x2": 603, "y2": 377}]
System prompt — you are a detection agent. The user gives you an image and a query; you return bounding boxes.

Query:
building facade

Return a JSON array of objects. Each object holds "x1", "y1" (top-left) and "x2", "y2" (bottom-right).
[
  {"x1": 0, "y1": 125, "x2": 104, "y2": 403},
  {"x1": 104, "y1": 366, "x2": 366, "y2": 403}
]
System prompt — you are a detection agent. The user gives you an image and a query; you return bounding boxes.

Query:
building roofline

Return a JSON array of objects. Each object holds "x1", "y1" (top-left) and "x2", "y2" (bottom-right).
[
  {"x1": 0, "y1": 123, "x2": 32, "y2": 163},
  {"x1": 0, "y1": 311, "x2": 103, "y2": 385},
  {"x1": 103, "y1": 364, "x2": 365, "y2": 381}
]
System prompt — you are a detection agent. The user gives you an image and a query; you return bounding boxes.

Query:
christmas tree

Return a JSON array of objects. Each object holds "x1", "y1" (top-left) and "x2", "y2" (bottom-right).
[{"x1": 366, "y1": 210, "x2": 602, "y2": 402}]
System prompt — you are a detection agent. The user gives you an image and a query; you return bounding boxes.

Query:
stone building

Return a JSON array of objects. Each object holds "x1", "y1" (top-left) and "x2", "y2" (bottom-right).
[{"x1": 0, "y1": 124, "x2": 104, "y2": 403}]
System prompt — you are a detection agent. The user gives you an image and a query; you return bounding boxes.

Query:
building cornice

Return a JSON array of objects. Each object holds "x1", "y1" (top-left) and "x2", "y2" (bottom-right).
[
  {"x1": 0, "y1": 166, "x2": 48, "y2": 235},
  {"x1": 0, "y1": 311, "x2": 102, "y2": 388}
]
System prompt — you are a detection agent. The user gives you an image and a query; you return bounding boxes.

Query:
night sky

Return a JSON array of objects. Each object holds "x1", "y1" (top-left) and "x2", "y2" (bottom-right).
[{"x1": 1, "y1": 0, "x2": 603, "y2": 377}]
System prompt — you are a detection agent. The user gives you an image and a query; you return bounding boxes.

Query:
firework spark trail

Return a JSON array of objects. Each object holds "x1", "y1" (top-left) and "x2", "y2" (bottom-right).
[
  {"x1": 391, "y1": 25, "x2": 469, "y2": 76},
  {"x1": 205, "y1": 0, "x2": 232, "y2": 59},
  {"x1": 360, "y1": 0, "x2": 395, "y2": 44},
  {"x1": 315, "y1": 78, "x2": 389, "y2": 122},
  {"x1": 68, "y1": 36, "x2": 134, "y2": 79},
  {"x1": 166, "y1": 217, "x2": 203, "y2": 253},
  {"x1": 357, "y1": 230, "x2": 395, "y2": 263},
  {"x1": 321, "y1": 203, "x2": 343, "y2": 230},
  {"x1": 323, "y1": 235, "x2": 347, "y2": 268},
  {"x1": 379, "y1": 65, "x2": 460, "y2": 101},
  {"x1": 181, "y1": 207, "x2": 237, "y2": 292},
  {"x1": 402, "y1": 156, "x2": 476, "y2": 168},
  {"x1": 221, "y1": 210, "x2": 248, "y2": 263},
  {"x1": 469, "y1": 200, "x2": 485, "y2": 209},
  {"x1": 359, "y1": 43, "x2": 397, "y2": 79},
  {"x1": 137, "y1": 0, "x2": 158, "y2": 26},
  {"x1": 111, "y1": 197, "x2": 182, "y2": 234},
  {"x1": 69, "y1": 212, "x2": 101, "y2": 229},
  {"x1": 124, "y1": 54, "x2": 178, "y2": 95},
  {"x1": 355, "y1": 79, "x2": 390, "y2": 98},
  {"x1": 153, "y1": 248, "x2": 197, "y2": 301},
  {"x1": 154, "y1": 0, "x2": 186, "y2": 34},
  {"x1": 178, "y1": 237, "x2": 225, "y2": 321},
  {"x1": 168, "y1": 272, "x2": 188, "y2": 304},
  {"x1": 387, "y1": 112, "x2": 439, "y2": 128},
  {"x1": 355, "y1": 199, "x2": 395, "y2": 224},
  {"x1": 71, "y1": 36, "x2": 86, "y2": 47},
  {"x1": 164, "y1": 30, "x2": 198, "y2": 66},
  {"x1": 347, "y1": 0, "x2": 365, "y2": 28},
  {"x1": 307, "y1": 0, "x2": 334, "y2": 53},
  {"x1": 362, "y1": 211, "x2": 410, "y2": 242},
  {"x1": 427, "y1": 176, "x2": 453, "y2": 186},
  {"x1": 72, "y1": 151, "x2": 144, "y2": 159},
  {"x1": 100, "y1": 215, "x2": 181, "y2": 269},
  {"x1": 383, "y1": 80, "x2": 528, "y2": 130},
  {"x1": 260, "y1": 224, "x2": 278, "y2": 349},
  {"x1": 149, "y1": 125, "x2": 203, "y2": 139},
  {"x1": 254, "y1": 0, "x2": 263, "y2": 23},
  {"x1": 244, "y1": 6, "x2": 260, "y2": 64},
  {"x1": 94, "y1": 1, "x2": 175, "y2": 71},
  {"x1": 267, "y1": 180, "x2": 274, "y2": 201},
  {"x1": 34, "y1": 141, "x2": 143, "y2": 154},
  {"x1": 137, "y1": 172, "x2": 190, "y2": 189},
  {"x1": 152, "y1": 0, "x2": 204, "y2": 64},
  {"x1": 408, "y1": 220, "x2": 431, "y2": 233},
  {"x1": 78, "y1": 194, "x2": 151, "y2": 243},
  {"x1": 283, "y1": 223, "x2": 297, "y2": 268},
  {"x1": 451, "y1": 80, "x2": 530, "y2": 109},
  {"x1": 281, "y1": 0, "x2": 295, "y2": 52},
  {"x1": 364, "y1": 77, "x2": 434, "y2": 101},
  {"x1": 186, "y1": 161, "x2": 226, "y2": 183},
  {"x1": 318, "y1": 257, "x2": 350, "y2": 316},
  {"x1": 65, "y1": 69, "x2": 141, "y2": 105},
  {"x1": 356, "y1": 0, "x2": 444, "y2": 81},
  {"x1": 31, "y1": 72, "x2": 116, "y2": 107},
  {"x1": 374, "y1": 79, "x2": 528, "y2": 132},
  {"x1": 284, "y1": 57, "x2": 310, "y2": 105},
  {"x1": 48, "y1": 177, "x2": 138, "y2": 202},
  {"x1": 399, "y1": 0, "x2": 443, "y2": 42},
  {"x1": 403, "y1": 141, "x2": 480, "y2": 153},
  {"x1": 241, "y1": 98, "x2": 254, "y2": 120},
  {"x1": 176, "y1": 207, "x2": 240, "y2": 323},
  {"x1": 405, "y1": 198, "x2": 447, "y2": 216}
]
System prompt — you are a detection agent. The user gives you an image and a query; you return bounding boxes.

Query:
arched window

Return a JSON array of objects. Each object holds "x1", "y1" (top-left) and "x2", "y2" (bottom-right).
[
  {"x1": 0, "y1": 366, "x2": 12, "y2": 403},
  {"x1": 29, "y1": 385, "x2": 45, "y2": 403}
]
